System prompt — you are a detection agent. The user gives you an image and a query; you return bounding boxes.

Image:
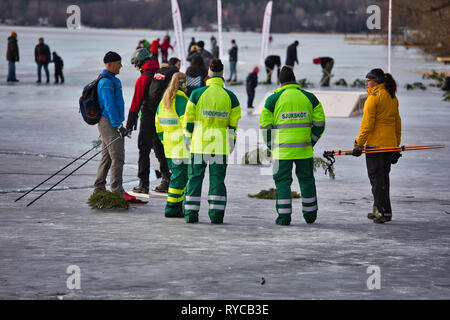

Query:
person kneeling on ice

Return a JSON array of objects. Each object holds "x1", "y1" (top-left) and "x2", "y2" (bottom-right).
[
  {"x1": 155, "y1": 72, "x2": 190, "y2": 218},
  {"x1": 246, "y1": 67, "x2": 259, "y2": 109},
  {"x1": 352, "y1": 69, "x2": 401, "y2": 224},
  {"x1": 259, "y1": 66, "x2": 325, "y2": 225},
  {"x1": 182, "y1": 59, "x2": 241, "y2": 224},
  {"x1": 93, "y1": 51, "x2": 140, "y2": 203}
]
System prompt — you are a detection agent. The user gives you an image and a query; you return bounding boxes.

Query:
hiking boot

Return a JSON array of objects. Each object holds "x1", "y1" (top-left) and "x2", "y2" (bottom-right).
[
  {"x1": 368, "y1": 206, "x2": 377, "y2": 220},
  {"x1": 133, "y1": 183, "x2": 149, "y2": 194},
  {"x1": 372, "y1": 207, "x2": 392, "y2": 224},
  {"x1": 153, "y1": 179, "x2": 170, "y2": 193}
]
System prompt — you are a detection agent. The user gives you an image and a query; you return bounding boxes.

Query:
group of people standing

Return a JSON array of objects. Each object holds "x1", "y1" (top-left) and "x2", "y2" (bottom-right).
[
  {"x1": 94, "y1": 44, "x2": 401, "y2": 225},
  {"x1": 6, "y1": 31, "x2": 64, "y2": 84}
]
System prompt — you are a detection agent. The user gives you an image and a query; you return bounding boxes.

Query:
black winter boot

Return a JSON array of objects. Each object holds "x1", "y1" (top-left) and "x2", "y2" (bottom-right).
[
  {"x1": 153, "y1": 179, "x2": 169, "y2": 193},
  {"x1": 133, "y1": 181, "x2": 149, "y2": 194}
]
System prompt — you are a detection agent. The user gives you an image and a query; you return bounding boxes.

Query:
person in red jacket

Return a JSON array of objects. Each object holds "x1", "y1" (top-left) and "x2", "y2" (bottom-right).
[
  {"x1": 150, "y1": 38, "x2": 161, "y2": 60},
  {"x1": 160, "y1": 36, "x2": 173, "y2": 63}
]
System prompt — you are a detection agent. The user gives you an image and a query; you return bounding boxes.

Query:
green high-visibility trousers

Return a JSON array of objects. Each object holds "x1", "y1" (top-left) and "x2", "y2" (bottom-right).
[
  {"x1": 273, "y1": 158, "x2": 318, "y2": 225},
  {"x1": 165, "y1": 158, "x2": 189, "y2": 217},
  {"x1": 183, "y1": 154, "x2": 227, "y2": 223}
]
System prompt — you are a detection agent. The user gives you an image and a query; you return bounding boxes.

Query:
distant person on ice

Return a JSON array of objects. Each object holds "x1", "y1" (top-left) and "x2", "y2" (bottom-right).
[
  {"x1": 187, "y1": 40, "x2": 213, "y2": 71},
  {"x1": 150, "y1": 38, "x2": 161, "y2": 60},
  {"x1": 227, "y1": 39, "x2": 238, "y2": 82},
  {"x1": 52, "y1": 52, "x2": 64, "y2": 84},
  {"x1": 259, "y1": 66, "x2": 325, "y2": 226},
  {"x1": 160, "y1": 36, "x2": 173, "y2": 63},
  {"x1": 6, "y1": 31, "x2": 19, "y2": 82},
  {"x1": 352, "y1": 68, "x2": 401, "y2": 224},
  {"x1": 264, "y1": 55, "x2": 281, "y2": 84},
  {"x1": 93, "y1": 51, "x2": 138, "y2": 203},
  {"x1": 34, "y1": 37, "x2": 51, "y2": 83},
  {"x1": 313, "y1": 57, "x2": 334, "y2": 87},
  {"x1": 246, "y1": 67, "x2": 259, "y2": 109},
  {"x1": 285, "y1": 40, "x2": 299, "y2": 71},
  {"x1": 182, "y1": 58, "x2": 241, "y2": 224}
]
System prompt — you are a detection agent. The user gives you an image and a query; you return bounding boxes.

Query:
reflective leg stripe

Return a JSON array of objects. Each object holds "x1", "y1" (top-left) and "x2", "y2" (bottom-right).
[
  {"x1": 185, "y1": 196, "x2": 201, "y2": 202},
  {"x1": 208, "y1": 195, "x2": 227, "y2": 202},
  {"x1": 169, "y1": 187, "x2": 185, "y2": 195},
  {"x1": 312, "y1": 122, "x2": 325, "y2": 127},
  {"x1": 273, "y1": 142, "x2": 312, "y2": 149},
  {"x1": 278, "y1": 208, "x2": 292, "y2": 214},
  {"x1": 184, "y1": 204, "x2": 200, "y2": 211},
  {"x1": 209, "y1": 204, "x2": 226, "y2": 211},
  {"x1": 302, "y1": 197, "x2": 317, "y2": 204},
  {"x1": 311, "y1": 134, "x2": 319, "y2": 142},
  {"x1": 302, "y1": 205, "x2": 318, "y2": 212},
  {"x1": 167, "y1": 196, "x2": 184, "y2": 203},
  {"x1": 277, "y1": 199, "x2": 292, "y2": 205}
]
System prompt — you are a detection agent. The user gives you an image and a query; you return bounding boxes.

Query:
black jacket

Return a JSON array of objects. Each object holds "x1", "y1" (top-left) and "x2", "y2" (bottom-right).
[
  {"x1": 228, "y1": 45, "x2": 238, "y2": 62},
  {"x1": 7, "y1": 36, "x2": 19, "y2": 62},
  {"x1": 246, "y1": 72, "x2": 258, "y2": 90},
  {"x1": 185, "y1": 62, "x2": 208, "y2": 97},
  {"x1": 264, "y1": 55, "x2": 281, "y2": 69},
  {"x1": 52, "y1": 53, "x2": 64, "y2": 69},
  {"x1": 143, "y1": 65, "x2": 179, "y2": 114},
  {"x1": 35, "y1": 43, "x2": 51, "y2": 64},
  {"x1": 285, "y1": 43, "x2": 298, "y2": 66}
]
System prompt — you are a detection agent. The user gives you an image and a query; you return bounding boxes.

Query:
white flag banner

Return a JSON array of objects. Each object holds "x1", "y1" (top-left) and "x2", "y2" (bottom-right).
[
  {"x1": 171, "y1": 0, "x2": 186, "y2": 72},
  {"x1": 260, "y1": 1, "x2": 273, "y2": 67},
  {"x1": 217, "y1": 0, "x2": 223, "y2": 59}
]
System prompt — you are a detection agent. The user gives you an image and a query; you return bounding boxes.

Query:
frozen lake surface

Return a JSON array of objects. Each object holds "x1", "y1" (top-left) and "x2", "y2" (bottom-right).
[{"x1": 0, "y1": 26, "x2": 449, "y2": 300}]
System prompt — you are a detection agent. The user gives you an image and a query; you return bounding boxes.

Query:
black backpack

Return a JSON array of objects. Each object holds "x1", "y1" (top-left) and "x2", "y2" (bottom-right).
[
  {"x1": 79, "y1": 74, "x2": 113, "y2": 125},
  {"x1": 142, "y1": 66, "x2": 177, "y2": 114}
]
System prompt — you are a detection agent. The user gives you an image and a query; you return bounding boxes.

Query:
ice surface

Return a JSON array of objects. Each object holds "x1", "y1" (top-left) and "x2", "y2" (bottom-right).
[{"x1": 0, "y1": 26, "x2": 449, "y2": 299}]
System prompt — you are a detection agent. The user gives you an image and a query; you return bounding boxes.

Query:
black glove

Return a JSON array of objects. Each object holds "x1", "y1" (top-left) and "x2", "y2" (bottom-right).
[
  {"x1": 352, "y1": 145, "x2": 364, "y2": 157},
  {"x1": 126, "y1": 110, "x2": 139, "y2": 131},
  {"x1": 117, "y1": 125, "x2": 130, "y2": 138},
  {"x1": 391, "y1": 151, "x2": 402, "y2": 164}
]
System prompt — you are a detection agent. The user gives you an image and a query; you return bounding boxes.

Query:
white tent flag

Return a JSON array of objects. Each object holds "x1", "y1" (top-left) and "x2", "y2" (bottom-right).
[
  {"x1": 217, "y1": 0, "x2": 223, "y2": 59},
  {"x1": 260, "y1": 1, "x2": 273, "y2": 67},
  {"x1": 171, "y1": 0, "x2": 186, "y2": 72}
]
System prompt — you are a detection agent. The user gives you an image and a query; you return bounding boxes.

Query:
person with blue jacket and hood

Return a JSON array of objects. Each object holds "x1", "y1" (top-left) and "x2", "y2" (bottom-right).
[{"x1": 93, "y1": 51, "x2": 138, "y2": 203}]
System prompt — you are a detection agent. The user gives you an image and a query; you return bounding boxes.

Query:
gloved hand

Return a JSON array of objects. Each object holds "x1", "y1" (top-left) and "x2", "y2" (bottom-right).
[
  {"x1": 352, "y1": 142, "x2": 364, "y2": 157},
  {"x1": 117, "y1": 124, "x2": 130, "y2": 138},
  {"x1": 184, "y1": 136, "x2": 191, "y2": 152},
  {"x1": 126, "y1": 110, "x2": 139, "y2": 131},
  {"x1": 391, "y1": 151, "x2": 402, "y2": 164}
]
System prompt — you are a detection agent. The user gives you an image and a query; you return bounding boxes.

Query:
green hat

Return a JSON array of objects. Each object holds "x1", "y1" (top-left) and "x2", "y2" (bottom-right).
[{"x1": 131, "y1": 48, "x2": 150, "y2": 67}]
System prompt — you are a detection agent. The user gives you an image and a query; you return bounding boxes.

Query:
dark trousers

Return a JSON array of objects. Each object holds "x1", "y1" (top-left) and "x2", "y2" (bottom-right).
[
  {"x1": 7, "y1": 61, "x2": 16, "y2": 81},
  {"x1": 137, "y1": 111, "x2": 170, "y2": 186},
  {"x1": 320, "y1": 60, "x2": 334, "y2": 87},
  {"x1": 366, "y1": 152, "x2": 393, "y2": 214},
  {"x1": 246, "y1": 88, "x2": 255, "y2": 107},
  {"x1": 55, "y1": 66, "x2": 64, "y2": 83},
  {"x1": 37, "y1": 63, "x2": 49, "y2": 82}
]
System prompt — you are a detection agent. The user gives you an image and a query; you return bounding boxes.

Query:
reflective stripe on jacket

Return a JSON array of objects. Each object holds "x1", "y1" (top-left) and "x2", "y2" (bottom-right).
[
  {"x1": 183, "y1": 77, "x2": 241, "y2": 155},
  {"x1": 155, "y1": 90, "x2": 190, "y2": 159},
  {"x1": 260, "y1": 83, "x2": 325, "y2": 160},
  {"x1": 355, "y1": 83, "x2": 401, "y2": 148}
]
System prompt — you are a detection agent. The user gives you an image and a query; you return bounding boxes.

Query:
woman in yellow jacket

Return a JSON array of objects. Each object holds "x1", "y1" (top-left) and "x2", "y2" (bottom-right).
[
  {"x1": 353, "y1": 68, "x2": 401, "y2": 224},
  {"x1": 155, "y1": 72, "x2": 190, "y2": 218}
]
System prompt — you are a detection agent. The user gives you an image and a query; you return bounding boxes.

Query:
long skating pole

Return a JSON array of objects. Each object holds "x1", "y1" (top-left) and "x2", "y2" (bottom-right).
[
  {"x1": 26, "y1": 136, "x2": 121, "y2": 207},
  {"x1": 15, "y1": 141, "x2": 102, "y2": 202}
]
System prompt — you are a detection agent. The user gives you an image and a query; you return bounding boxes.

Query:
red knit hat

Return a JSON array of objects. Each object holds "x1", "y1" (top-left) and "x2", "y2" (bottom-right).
[{"x1": 252, "y1": 66, "x2": 259, "y2": 74}]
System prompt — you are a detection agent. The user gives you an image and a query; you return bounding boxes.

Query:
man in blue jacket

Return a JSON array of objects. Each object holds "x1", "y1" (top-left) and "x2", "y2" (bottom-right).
[{"x1": 93, "y1": 51, "x2": 137, "y2": 202}]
